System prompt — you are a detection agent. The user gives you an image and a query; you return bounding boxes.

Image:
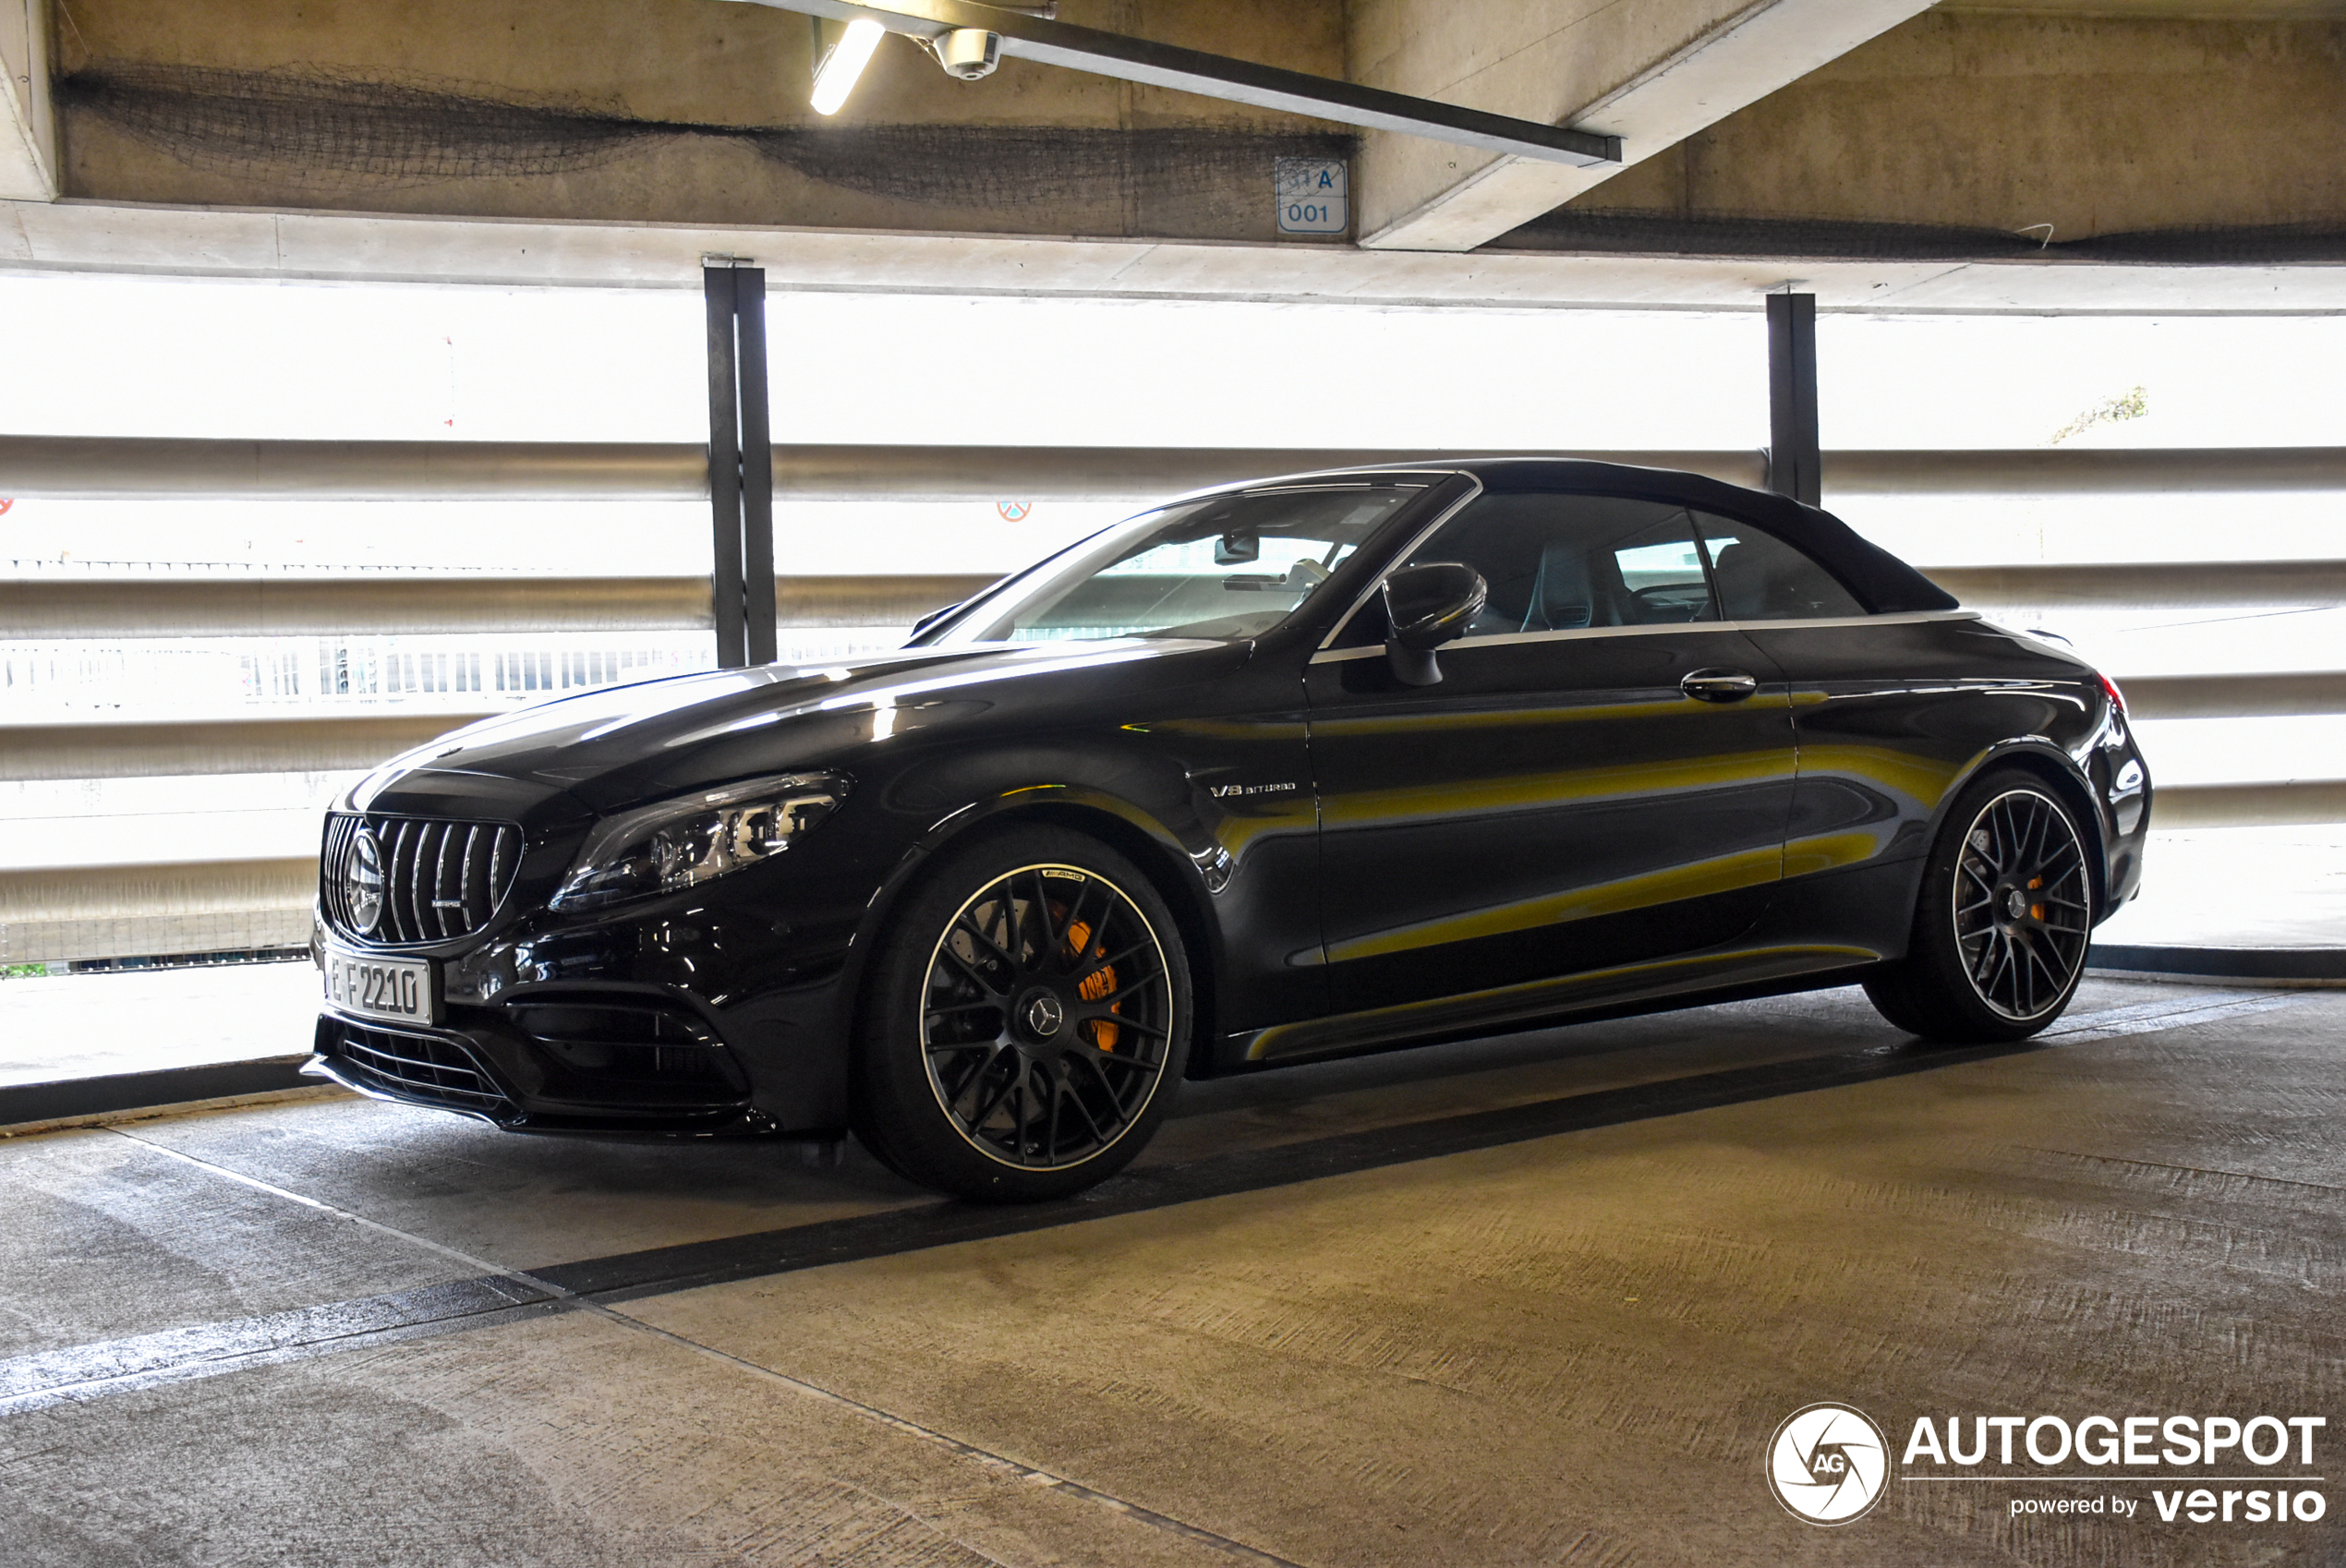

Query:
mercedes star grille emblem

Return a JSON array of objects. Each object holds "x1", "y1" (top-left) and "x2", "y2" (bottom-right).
[{"x1": 347, "y1": 828, "x2": 385, "y2": 935}]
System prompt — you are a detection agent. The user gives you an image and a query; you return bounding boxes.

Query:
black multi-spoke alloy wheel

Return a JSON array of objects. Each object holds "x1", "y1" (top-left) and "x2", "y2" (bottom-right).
[
  {"x1": 853, "y1": 826, "x2": 1191, "y2": 1201},
  {"x1": 1864, "y1": 768, "x2": 2096, "y2": 1043}
]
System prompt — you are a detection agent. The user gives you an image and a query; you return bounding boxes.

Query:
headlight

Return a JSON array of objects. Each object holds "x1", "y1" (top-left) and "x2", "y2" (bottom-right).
[{"x1": 551, "y1": 773, "x2": 848, "y2": 912}]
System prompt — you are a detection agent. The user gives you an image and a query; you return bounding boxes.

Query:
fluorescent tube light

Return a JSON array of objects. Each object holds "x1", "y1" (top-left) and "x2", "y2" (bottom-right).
[{"x1": 810, "y1": 18, "x2": 886, "y2": 115}]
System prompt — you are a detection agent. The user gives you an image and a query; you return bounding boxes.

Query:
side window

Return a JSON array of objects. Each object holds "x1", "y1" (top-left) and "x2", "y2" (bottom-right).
[
  {"x1": 1697, "y1": 515, "x2": 1866, "y2": 621},
  {"x1": 1363, "y1": 492, "x2": 1720, "y2": 642},
  {"x1": 1607, "y1": 518, "x2": 1716, "y2": 625}
]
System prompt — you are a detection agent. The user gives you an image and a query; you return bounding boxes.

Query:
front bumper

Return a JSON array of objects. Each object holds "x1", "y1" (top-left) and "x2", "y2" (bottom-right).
[
  {"x1": 308, "y1": 1010, "x2": 778, "y2": 1137},
  {"x1": 308, "y1": 858, "x2": 872, "y2": 1135}
]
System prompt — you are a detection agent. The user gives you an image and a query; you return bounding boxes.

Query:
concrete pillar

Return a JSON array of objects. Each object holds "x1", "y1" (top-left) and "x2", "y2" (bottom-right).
[{"x1": 0, "y1": 0, "x2": 55, "y2": 200}]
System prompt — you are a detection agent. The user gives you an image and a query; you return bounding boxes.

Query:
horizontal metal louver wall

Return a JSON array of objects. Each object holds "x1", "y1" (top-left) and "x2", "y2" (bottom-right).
[{"x1": 321, "y1": 813, "x2": 521, "y2": 945}]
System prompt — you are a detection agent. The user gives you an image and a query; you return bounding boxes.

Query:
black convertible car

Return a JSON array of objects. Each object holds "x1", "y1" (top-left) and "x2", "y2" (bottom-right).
[{"x1": 310, "y1": 459, "x2": 2150, "y2": 1200}]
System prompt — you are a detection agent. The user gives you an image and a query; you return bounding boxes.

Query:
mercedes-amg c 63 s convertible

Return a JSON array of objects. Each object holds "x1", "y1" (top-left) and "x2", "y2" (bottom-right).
[{"x1": 309, "y1": 459, "x2": 2150, "y2": 1200}]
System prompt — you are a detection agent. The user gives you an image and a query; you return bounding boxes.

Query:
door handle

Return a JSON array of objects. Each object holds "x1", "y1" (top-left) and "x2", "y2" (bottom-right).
[{"x1": 1681, "y1": 668, "x2": 1760, "y2": 703}]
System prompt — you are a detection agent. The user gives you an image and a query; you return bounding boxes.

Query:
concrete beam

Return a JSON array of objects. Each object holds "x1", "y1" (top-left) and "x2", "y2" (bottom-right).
[
  {"x1": 1351, "y1": 0, "x2": 1933, "y2": 253},
  {"x1": 13, "y1": 199, "x2": 2341, "y2": 315},
  {"x1": 0, "y1": 0, "x2": 54, "y2": 200}
]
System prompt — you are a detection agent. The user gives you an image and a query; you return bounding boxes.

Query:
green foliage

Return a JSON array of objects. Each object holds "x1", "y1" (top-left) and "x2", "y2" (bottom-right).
[{"x1": 2051, "y1": 385, "x2": 2148, "y2": 444}]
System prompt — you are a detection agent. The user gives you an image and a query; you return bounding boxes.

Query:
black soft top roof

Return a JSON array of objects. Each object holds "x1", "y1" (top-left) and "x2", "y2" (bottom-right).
[{"x1": 1288, "y1": 457, "x2": 1958, "y2": 616}]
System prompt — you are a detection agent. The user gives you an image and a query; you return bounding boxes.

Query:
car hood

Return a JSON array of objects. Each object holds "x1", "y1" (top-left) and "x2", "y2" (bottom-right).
[{"x1": 346, "y1": 638, "x2": 1248, "y2": 824}]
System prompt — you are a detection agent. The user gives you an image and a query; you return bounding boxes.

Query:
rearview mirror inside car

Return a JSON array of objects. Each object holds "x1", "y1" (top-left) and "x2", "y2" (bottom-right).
[{"x1": 1214, "y1": 531, "x2": 1260, "y2": 564}]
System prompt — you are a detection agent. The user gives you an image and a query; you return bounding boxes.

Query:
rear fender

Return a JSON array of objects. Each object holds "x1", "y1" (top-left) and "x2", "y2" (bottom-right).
[{"x1": 1926, "y1": 739, "x2": 2111, "y2": 916}]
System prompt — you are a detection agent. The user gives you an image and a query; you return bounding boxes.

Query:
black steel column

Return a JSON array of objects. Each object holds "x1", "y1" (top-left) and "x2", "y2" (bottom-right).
[
  {"x1": 1766, "y1": 291, "x2": 1820, "y2": 507},
  {"x1": 734, "y1": 269, "x2": 778, "y2": 666},
  {"x1": 704, "y1": 263, "x2": 747, "y2": 669},
  {"x1": 705, "y1": 259, "x2": 776, "y2": 669}
]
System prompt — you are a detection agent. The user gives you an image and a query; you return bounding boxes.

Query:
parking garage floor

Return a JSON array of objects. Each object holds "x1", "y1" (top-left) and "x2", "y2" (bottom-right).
[{"x1": 3, "y1": 979, "x2": 2340, "y2": 1568}]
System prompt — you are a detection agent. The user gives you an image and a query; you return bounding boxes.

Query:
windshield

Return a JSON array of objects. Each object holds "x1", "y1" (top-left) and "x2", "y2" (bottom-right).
[{"x1": 920, "y1": 484, "x2": 1424, "y2": 646}]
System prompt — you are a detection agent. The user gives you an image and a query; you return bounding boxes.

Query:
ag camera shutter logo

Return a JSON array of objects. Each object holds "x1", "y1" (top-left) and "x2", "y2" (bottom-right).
[{"x1": 1768, "y1": 1403, "x2": 1892, "y2": 1525}]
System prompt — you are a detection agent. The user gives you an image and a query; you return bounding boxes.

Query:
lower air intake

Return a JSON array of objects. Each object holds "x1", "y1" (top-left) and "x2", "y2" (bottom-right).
[{"x1": 327, "y1": 1019, "x2": 514, "y2": 1118}]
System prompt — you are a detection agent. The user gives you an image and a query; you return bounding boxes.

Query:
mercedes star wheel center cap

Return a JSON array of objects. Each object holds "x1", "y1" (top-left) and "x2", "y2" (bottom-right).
[
  {"x1": 1023, "y1": 991, "x2": 1066, "y2": 1039},
  {"x1": 2005, "y1": 889, "x2": 2029, "y2": 920}
]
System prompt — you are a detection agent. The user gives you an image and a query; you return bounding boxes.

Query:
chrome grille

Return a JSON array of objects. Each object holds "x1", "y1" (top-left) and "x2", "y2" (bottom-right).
[
  {"x1": 322, "y1": 813, "x2": 521, "y2": 945},
  {"x1": 327, "y1": 1019, "x2": 514, "y2": 1116}
]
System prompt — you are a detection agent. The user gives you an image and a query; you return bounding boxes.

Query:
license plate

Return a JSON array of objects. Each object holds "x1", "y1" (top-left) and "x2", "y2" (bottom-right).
[{"x1": 323, "y1": 946, "x2": 440, "y2": 1026}]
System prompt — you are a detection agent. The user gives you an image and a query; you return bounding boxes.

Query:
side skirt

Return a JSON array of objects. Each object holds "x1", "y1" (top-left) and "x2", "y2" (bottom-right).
[{"x1": 1230, "y1": 942, "x2": 1880, "y2": 1068}]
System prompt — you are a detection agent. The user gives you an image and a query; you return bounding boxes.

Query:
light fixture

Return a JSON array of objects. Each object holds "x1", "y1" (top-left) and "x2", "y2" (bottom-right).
[{"x1": 810, "y1": 17, "x2": 886, "y2": 115}]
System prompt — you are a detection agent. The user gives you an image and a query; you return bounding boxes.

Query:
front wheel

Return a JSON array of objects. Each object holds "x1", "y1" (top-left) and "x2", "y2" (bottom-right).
[
  {"x1": 1864, "y1": 769, "x2": 2096, "y2": 1043},
  {"x1": 852, "y1": 826, "x2": 1191, "y2": 1201}
]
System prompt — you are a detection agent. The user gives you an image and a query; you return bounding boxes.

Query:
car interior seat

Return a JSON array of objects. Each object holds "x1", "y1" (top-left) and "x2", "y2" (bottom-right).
[
  {"x1": 1711, "y1": 542, "x2": 1760, "y2": 619},
  {"x1": 1521, "y1": 541, "x2": 1605, "y2": 631},
  {"x1": 1712, "y1": 539, "x2": 1813, "y2": 620}
]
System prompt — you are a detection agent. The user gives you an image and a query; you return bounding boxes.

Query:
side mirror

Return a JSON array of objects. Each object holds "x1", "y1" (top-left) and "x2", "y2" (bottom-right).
[
  {"x1": 1380, "y1": 562, "x2": 1487, "y2": 686},
  {"x1": 908, "y1": 597, "x2": 971, "y2": 640}
]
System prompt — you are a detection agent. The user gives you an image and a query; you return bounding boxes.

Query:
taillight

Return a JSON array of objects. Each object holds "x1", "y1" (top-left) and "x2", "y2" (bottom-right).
[{"x1": 2095, "y1": 671, "x2": 2127, "y2": 717}]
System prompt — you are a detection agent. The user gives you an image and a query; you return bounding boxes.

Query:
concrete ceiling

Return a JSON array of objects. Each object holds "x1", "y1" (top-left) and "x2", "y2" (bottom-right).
[{"x1": 0, "y1": 0, "x2": 2340, "y2": 308}]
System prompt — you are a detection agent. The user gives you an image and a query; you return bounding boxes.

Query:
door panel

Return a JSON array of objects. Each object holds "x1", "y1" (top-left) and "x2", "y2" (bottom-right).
[{"x1": 1306, "y1": 627, "x2": 1796, "y2": 1014}]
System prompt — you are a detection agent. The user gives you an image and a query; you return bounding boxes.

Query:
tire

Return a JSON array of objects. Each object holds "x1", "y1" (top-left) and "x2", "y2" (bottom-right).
[
  {"x1": 1863, "y1": 767, "x2": 2096, "y2": 1043},
  {"x1": 851, "y1": 825, "x2": 1192, "y2": 1201}
]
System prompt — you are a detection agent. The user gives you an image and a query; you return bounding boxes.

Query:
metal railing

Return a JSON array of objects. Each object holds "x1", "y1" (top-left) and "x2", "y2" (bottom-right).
[
  {"x1": 0, "y1": 574, "x2": 993, "y2": 638},
  {"x1": 9, "y1": 561, "x2": 2344, "y2": 643},
  {"x1": 0, "y1": 713, "x2": 506, "y2": 782},
  {"x1": 10, "y1": 437, "x2": 2346, "y2": 501},
  {"x1": 7, "y1": 666, "x2": 2337, "y2": 786}
]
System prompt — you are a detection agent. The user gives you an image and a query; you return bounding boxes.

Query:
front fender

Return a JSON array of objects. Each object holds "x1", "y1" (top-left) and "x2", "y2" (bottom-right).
[{"x1": 832, "y1": 712, "x2": 1324, "y2": 1069}]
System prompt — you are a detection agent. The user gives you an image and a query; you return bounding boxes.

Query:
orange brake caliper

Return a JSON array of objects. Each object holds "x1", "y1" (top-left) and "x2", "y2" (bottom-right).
[
  {"x1": 2027, "y1": 874, "x2": 2044, "y2": 922},
  {"x1": 1064, "y1": 917, "x2": 1119, "y2": 1051}
]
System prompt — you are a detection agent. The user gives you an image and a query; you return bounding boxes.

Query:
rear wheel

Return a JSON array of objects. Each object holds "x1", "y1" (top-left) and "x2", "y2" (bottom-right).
[
  {"x1": 852, "y1": 826, "x2": 1191, "y2": 1201},
  {"x1": 1864, "y1": 769, "x2": 2095, "y2": 1043}
]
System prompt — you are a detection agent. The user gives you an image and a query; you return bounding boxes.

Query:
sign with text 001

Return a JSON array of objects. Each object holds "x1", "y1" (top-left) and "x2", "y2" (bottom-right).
[{"x1": 1275, "y1": 159, "x2": 1348, "y2": 236}]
